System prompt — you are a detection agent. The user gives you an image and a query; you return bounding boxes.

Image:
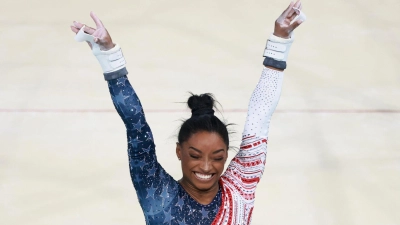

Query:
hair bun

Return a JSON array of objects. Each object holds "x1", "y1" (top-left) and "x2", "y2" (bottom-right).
[{"x1": 188, "y1": 93, "x2": 215, "y2": 117}]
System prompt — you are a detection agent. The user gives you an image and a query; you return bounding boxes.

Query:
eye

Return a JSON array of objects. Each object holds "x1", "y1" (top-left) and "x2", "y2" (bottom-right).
[
  {"x1": 214, "y1": 157, "x2": 224, "y2": 161},
  {"x1": 190, "y1": 155, "x2": 199, "y2": 159}
]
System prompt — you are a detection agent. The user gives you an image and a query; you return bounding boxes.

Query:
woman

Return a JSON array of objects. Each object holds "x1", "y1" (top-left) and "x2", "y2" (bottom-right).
[{"x1": 70, "y1": 1, "x2": 304, "y2": 224}]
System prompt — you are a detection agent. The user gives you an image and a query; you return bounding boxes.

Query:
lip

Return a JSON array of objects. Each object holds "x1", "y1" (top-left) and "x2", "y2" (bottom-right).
[{"x1": 193, "y1": 172, "x2": 215, "y2": 181}]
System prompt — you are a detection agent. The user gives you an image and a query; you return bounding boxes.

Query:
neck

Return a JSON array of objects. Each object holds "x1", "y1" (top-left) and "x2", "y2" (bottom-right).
[{"x1": 179, "y1": 178, "x2": 220, "y2": 205}]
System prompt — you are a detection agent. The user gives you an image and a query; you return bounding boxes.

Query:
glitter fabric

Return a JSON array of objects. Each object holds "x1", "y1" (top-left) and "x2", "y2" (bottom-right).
[{"x1": 107, "y1": 67, "x2": 283, "y2": 225}]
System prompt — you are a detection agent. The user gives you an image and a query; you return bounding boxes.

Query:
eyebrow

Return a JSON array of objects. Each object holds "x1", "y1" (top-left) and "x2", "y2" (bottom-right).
[{"x1": 189, "y1": 147, "x2": 225, "y2": 154}]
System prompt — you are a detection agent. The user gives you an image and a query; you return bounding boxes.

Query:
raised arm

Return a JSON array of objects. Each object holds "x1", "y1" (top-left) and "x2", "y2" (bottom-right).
[
  {"x1": 70, "y1": 13, "x2": 178, "y2": 219},
  {"x1": 221, "y1": 0, "x2": 305, "y2": 193}
]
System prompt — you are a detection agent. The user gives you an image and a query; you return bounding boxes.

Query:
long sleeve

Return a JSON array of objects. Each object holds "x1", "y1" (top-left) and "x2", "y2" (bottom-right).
[
  {"x1": 221, "y1": 67, "x2": 283, "y2": 196},
  {"x1": 241, "y1": 67, "x2": 283, "y2": 139},
  {"x1": 106, "y1": 72, "x2": 178, "y2": 222}
]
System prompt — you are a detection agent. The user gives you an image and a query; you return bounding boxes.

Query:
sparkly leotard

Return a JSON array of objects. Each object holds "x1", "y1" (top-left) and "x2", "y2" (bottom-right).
[{"x1": 106, "y1": 67, "x2": 283, "y2": 225}]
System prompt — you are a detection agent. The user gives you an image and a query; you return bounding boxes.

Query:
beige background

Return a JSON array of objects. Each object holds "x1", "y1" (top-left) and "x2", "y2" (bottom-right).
[{"x1": 1, "y1": 0, "x2": 399, "y2": 224}]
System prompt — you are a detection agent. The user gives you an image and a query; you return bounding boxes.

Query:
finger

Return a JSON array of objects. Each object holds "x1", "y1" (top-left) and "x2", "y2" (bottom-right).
[
  {"x1": 283, "y1": 1, "x2": 293, "y2": 12},
  {"x1": 293, "y1": 0, "x2": 301, "y2": 9},
  {"x1": 73, "y1": 21, "x2": 96, "y2": 35},
  {"x1": 289, "y1": 17, "x2": 304, "y2": 30},
  {"x1": 83, "y1": 25, "x2": 96, "y2": 35},
  {"x1": 285, "y1": 2, "x2": 300, "y2": 19},
  {"x1": 70, "y1": 26, "x2": 79, "y2": 34},
  {"x1": 299, "y1": 2, "x2": 303, "y2": 11},
  {"x1": 287, "y1": 10, "x2": 295, "y2": 19},
  {"x1": 289, "y1": 12, "x2": 298, "y2": 21},
  {"x1": 72, "y1": 21, "x2": 84, "y2": 29},
  {"x1": 289, "y1": 1, "x2": 302, "y2": 20},
  {"x1": 282, "y1": 1, "x2": 295, "y2": 18},
  {"x1": 90, "y1": 11, "x2": 104, "y2": 28}
]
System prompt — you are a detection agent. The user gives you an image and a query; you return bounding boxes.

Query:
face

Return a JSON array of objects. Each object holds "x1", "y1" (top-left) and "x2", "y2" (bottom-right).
[{"x1": 176, "y1": 131, "x2": 228, "y2": 192}]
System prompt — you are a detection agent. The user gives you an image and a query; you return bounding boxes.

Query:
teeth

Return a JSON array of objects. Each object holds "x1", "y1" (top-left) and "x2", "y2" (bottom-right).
[{"x1": 195, "y1": 172, "x2": 212, "y2": 180}]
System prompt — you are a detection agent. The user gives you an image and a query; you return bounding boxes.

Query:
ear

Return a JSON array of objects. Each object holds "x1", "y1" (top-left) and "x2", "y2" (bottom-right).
[{"x1": 176, "y1": 142, "x2": 182, "y2": 160}]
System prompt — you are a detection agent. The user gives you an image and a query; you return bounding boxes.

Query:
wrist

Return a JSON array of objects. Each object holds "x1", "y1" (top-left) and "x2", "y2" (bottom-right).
[
  {"x1": 273, "y1": 32, "x2": 290, "y2": 39},
  {"x1": 262, "y1": 33, "x2": 294, "y2": 70},
  {"x1": 263, "y1": 33, "x2": 294, "y2": 62},
  {"x1": 102, "y1": 43, "x2": 116, "y2": 51},
  {"x1": 93, "y1": 44, "x2": 126, "y2": 74}
]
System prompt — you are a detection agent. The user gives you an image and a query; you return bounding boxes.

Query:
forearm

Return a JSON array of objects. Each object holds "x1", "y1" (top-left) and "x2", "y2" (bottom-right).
[
  {"x1": 106, "y1": 70, "x2": 155, "y2": 159},
  {"x1": 241, "y1": 67, "x2": 284, "y2": 139},
  {"x1": 222, "y1": 67, "x2": 283, "y2": 187}
]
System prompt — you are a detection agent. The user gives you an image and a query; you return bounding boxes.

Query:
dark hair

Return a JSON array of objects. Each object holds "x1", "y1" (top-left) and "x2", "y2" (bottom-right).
[{"x1": 178, "y1": 93, "x2": 230, "y2": 148}]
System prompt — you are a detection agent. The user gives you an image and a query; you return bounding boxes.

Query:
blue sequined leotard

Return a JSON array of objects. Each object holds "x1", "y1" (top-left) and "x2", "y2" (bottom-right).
[{"x1": 107, "y1": 75, "x2": 221, "y2": 225}]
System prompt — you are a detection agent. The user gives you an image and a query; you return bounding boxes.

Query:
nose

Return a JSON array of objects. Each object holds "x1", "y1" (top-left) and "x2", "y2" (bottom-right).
[{"x1": 200, "y1": 159, "x2": 211, "y2": 172}]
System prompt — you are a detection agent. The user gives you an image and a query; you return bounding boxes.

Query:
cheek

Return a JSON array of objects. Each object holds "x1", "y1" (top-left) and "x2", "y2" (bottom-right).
[
  {"x1": 213, "y1": 161, "x2": 226, "y2": 172},
  {"x1": 181, "y1": 158, "x2": 198, "y2": 170}
]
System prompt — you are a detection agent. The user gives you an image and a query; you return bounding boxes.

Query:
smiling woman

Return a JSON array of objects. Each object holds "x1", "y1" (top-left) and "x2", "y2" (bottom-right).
[
  {"x1": 176, "y1": 94, "x2": 230, "y2": 200},
  {"x1": 70, "y1": 1, "x2": 305, "y2": 224}
]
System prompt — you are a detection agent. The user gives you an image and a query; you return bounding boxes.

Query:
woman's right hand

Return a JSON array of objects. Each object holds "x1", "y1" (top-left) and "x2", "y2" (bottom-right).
[{"x1": 70, "y1": 12, "x2": 115, "y2": 51}]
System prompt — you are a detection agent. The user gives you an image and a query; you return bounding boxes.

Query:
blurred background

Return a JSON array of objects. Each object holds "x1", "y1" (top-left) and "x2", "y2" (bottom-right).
[{"x1": 1, "y1": 0, "x2": 399, "y2": 224}]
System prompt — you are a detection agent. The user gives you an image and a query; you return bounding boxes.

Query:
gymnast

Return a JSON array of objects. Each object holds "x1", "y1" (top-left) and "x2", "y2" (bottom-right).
[{"x1": 70, "y1": 1, "x2": 305, "y2": 224}]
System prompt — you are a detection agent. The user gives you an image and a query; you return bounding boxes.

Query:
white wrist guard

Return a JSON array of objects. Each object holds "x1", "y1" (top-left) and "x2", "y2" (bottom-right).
[
  {"x1": 74, "y1": 26, "x2": 126, "y2": 73},
  {"x1": 263, "y1": 34, "x2": 294, "y2": 62},
  {"x1": 262, "y1": 7, "x2": 306, "y2": 62},
  {"x1": 92, "y1": 44, "x2": 126, "y2": 73}
]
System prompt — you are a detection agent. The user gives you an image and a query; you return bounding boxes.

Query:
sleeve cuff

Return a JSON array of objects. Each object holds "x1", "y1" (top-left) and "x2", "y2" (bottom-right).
[
  {"x1": 103, "y1": 67, "x2": 129, "y2": 81},
  {"x1": 263, "y1": 57, "x2": 287, "y2": 70}
]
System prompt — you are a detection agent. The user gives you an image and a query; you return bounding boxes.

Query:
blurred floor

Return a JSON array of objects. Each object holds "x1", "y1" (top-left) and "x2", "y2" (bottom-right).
[{"x1": 1, "y1": 0, "x2": 399, "y2": 224}]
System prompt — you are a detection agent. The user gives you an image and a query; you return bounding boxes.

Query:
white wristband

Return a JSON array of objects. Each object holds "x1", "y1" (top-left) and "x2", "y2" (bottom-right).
[
  {"x1": 74, "y1": 26, "x2": 126, "y2": 73},
  {"x1": 92, "y1": 44, "x2": 126, "y2": 73},
  {"x1": 263, "y1": 34, "x2": 294, "y2": 62}
]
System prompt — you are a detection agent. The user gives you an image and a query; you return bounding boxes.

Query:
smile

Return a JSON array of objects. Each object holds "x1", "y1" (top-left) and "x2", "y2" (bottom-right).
[{"x1": 194, "y1": 172, "x2": 214, "y2": 180}]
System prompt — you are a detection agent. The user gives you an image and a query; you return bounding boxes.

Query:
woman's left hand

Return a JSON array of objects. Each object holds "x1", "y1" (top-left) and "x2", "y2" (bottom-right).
[{"x1": 274, "y1": 0, "x2": 304, "y2": 39}]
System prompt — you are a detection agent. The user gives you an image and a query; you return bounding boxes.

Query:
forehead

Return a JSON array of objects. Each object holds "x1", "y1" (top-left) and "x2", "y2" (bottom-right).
[{"x1": 184, "y1": 131, "x2": 227, "y2": 152}]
